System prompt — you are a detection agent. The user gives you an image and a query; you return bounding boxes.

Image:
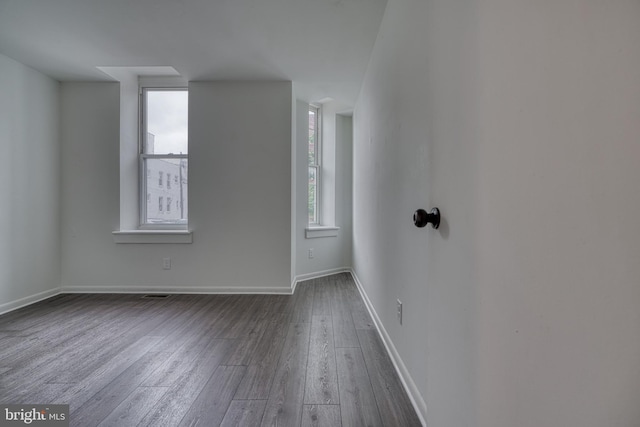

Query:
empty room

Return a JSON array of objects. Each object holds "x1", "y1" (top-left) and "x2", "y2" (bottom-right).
[{"x1": 1, "y1": 0, "x2": 640, "y2": 426}]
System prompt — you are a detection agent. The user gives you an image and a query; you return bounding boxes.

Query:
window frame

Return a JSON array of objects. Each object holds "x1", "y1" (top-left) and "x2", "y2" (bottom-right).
[
  {"x1": 139, "y1": 86, "x2": 188, "y2": 230},
  {"x1": 308, "y1": 104, "x2": 322, "y2": 226}
]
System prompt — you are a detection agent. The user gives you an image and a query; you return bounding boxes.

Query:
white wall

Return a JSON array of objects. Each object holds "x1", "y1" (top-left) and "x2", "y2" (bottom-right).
[
  {"x1": 335, "y1": 114, "x2": 353, "y2": 266},
  {"x1": 475, "y1": 2, "x2": 640, "y2": 425},
  {"x1": 60, "y1": 81, "x2": 292, "y2": 292},
  {"x1": 354, "y1": 0, "x2": 640, "y2": 426},
  {"x1": 60, "y1": 83, "x2": 121, "y2": 289},
  {"x1": 117, "y1": 74, "x2": 139, "y2": 230},
  {"x1": 0, "y1": 53, "x2": 61, "y2": 312},
  {"x1": 188, "y1": 82, "x2": 292, "y2": 290},
  {"x1": 295, "y1": 99, "x2": 353, "y2": 278}
]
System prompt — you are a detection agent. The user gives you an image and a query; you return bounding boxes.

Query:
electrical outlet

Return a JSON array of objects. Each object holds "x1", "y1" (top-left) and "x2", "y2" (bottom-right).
[
  {"x1": 397, "y1": 299, "x2": 403, "y2": 325},
  {"x1": 308, "y1": 248, "x2": 314, "y2": 259},
  {"x1": 162, "y1": 257, "x2": 171, "y2": 270}
]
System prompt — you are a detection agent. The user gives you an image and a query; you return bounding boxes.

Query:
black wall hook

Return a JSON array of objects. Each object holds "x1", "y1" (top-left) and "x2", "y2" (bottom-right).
[{"x1": 413, "y1": 208, "x2": 440, "y2": 229}]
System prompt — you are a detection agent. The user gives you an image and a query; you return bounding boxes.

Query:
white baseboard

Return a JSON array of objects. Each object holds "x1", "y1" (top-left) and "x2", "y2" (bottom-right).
[
  {"x1": 349, "y1": 268, "x2": 428, "y2": 427},
  {"x1": 292, "y1": 267, "x2": 351, "y2": 293},
  {"x1": 61, "y1": 285, "x2": 293, "y2": 295},
  {"x1": 0, "y1": 288, "x2": 62, "y2": 316}
]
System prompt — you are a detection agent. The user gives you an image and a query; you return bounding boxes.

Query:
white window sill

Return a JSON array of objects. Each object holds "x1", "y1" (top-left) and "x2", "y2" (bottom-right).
[
  {"x1": 112, "y1": 230, "x2": 193, "y2": 244},
  {"x1": 305, "y1": 226, "x2": 340, "y2": 239}
]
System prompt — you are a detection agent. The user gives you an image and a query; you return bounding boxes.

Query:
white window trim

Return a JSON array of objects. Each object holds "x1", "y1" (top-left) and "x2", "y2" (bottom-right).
[
  {"x1": 305, "y1": 226, "x2": 340, "y2": 239},
  {"x1": 139, "y1": 86, "x2": 188, "y2": 230},
  {"x1": 106, "y1": 69, "x2": 192, "y2": 241},
  {"x1": 112, "y1": 229, "x2": 193, "y2": 244}
]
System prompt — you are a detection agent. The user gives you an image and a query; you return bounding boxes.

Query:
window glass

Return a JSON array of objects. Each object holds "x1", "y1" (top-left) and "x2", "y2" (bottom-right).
[
  {"x1": 145, "y1": 91, "x2": 188, "y2": 155},
  {"x1": 308, "y1": 106, "x2": 320, "y2": 224},
  {"x1": 144, "y1": 158, "x2": 188, "y2": 225}
]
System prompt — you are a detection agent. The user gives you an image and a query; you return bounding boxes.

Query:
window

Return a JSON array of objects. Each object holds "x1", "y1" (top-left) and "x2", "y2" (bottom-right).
[
  {"x1": 304, "y1": 103, "x2": 340, "y2": 239},
  {"x1": 140, "y1": 88, "x2": 188, "y2": 227},
  {"x1": 308, "y1": 105, "x2": 320, "y2": 225}
]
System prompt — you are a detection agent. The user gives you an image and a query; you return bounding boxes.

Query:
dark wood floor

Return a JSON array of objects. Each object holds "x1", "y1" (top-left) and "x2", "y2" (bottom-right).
[{"x1": 0, "y1": 273, "x2": 421, "y2": 426}]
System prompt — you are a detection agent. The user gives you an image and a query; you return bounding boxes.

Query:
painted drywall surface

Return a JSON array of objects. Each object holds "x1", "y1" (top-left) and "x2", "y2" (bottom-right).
[
  {"x1": 187, "y1": 82, "x2": 292, "y2": 288},
  {"x1": 117, "y1": 74, "x2": 139, "y2": 231},
  {"x1": 473, "y1": 1, "x2": 640, "y2": 426},
  {"x1": 60, "y1": 83, "x2": 122, "y2": 289},
  {"x1": 354, "y1": 0, "x2": 640, "y2": 426},
  {"x1": 335, "y1": 113, "x2": 353, "y2": 271},
  {"x1": 353, "y1": 0, "x2": 479, "y2": 424},
  {"x1": 295, "y1": 99, "x2": 353, "y2": 278},
  {"x1": 60, "y1": 81, "x2": 292, "y2": 290},
  {"x1": 0, "y1": 53, "x2": 61, "y2": 309},
  {"x1": 290, "y1": 91, "x2": 298, "y2": 284}
]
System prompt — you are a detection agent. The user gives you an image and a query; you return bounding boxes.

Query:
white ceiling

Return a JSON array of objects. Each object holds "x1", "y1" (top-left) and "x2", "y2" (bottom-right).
[{"x1": 0, "y1": 0, "x2": 388, "y2": 106}]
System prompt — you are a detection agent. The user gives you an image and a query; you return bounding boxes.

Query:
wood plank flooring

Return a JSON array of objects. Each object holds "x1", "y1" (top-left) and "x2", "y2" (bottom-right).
[{"x1": 0, "y1": 273, "x2": 422, "y2": 426}]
